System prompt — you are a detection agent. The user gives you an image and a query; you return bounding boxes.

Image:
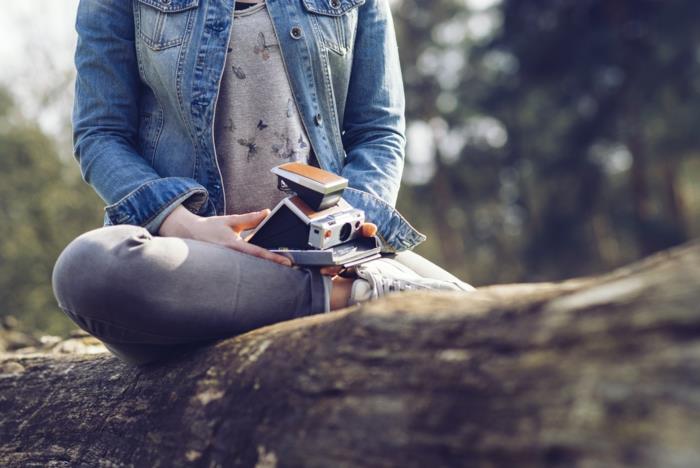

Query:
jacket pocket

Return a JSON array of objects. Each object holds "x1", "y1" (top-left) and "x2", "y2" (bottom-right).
[
  {"x1": 134, "y1": 0, "x2": 199, "y2": 51},
  {"x1": 302, "y1": 0, "x2": 365, "y2": 56}
]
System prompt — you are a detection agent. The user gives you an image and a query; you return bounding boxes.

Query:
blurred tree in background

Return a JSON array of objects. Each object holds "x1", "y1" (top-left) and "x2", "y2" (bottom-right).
[
  {"x1": 395, "y1": 0, "x2": 700, "y2": 284},
  {"x1": 1, "y1": 0, "x2": 699, "y2": 336},
  {"x1": 0, "y1": 89, "x2": 103, "y2": 335}
]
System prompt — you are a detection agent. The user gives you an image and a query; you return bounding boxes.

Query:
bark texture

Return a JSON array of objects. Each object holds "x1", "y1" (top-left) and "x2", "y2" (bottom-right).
[{"x1": 1, "y1": 241, "x2": 699, "y2": 468}]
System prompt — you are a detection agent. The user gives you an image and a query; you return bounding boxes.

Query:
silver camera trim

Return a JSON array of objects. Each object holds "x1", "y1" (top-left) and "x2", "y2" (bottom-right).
[{"x1": 308, "y1": 208, "x2": 364, "y2": 250}]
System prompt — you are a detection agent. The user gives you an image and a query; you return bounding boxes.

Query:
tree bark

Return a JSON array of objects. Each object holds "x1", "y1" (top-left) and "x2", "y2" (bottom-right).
[
  {"x1": 1, "y1": 240, "x2": 699, "y2": 468},
  {"x1": 662, "y1": 159, "x2": 688, "y2": 240}
]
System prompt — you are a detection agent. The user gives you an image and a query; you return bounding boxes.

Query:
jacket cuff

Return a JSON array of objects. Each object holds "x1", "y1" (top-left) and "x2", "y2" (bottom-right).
[
  {"x1": 342, "y1": 187, "x2": 426, "y2": 252},
  {"x1": 104, "y1": 177, "x2": 209, "y2": 234}
]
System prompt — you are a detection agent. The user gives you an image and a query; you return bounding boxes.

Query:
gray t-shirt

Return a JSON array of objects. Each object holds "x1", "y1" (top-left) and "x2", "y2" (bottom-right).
[{"x1": 214, "y1": 2, "x2": 312, "y2": 215}]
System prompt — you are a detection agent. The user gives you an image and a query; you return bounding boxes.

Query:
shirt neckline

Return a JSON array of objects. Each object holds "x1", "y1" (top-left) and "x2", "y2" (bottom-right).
[{"x1": 234, "y1": 1, "x2": 266, "y2": 17}]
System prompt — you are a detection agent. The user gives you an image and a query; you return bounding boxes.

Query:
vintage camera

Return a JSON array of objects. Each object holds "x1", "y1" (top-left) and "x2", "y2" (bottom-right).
[
  {"x1": 271, "y1": 162, "x2": 347, "y2": 211},
  {"x1": 308, "y1": 208, "x2": 364, "y2": 250},
  {"x1": 246, "y1": 163, "x2": 380, "y2": 266}
]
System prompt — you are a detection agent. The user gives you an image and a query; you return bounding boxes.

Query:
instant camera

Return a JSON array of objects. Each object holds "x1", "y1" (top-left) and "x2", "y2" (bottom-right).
[{"x1": 246, "y1": 163, "x2": 382, "y2": 266}]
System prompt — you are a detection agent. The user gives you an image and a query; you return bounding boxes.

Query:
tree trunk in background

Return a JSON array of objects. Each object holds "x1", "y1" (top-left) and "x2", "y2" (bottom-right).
[
  {"x1": 1, "y1": 241, "x2": 700, "y2": 467},
  {"x1": 662, "y1": 159, "x2": 687, "y2": 239},
  {"x1": 429, "y1": 161, "x2": 466, "y2": 273},
  {"x1": 428, "y1": 123, "x2": 467, "y2": 274},
  {"x1": 626, "y1": 120, "x2": 654, "y2": 256}
]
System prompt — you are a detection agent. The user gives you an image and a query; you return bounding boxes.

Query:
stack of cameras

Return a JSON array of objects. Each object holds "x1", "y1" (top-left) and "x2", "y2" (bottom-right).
[{"x1": 246, "y1": 163, "x2": 381, "y2": 266}]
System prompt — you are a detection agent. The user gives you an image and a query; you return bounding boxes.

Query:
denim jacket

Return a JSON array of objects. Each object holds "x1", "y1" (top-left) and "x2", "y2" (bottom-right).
[{"x1": 73, "y1": 0, "x2": 426, "y2": 252}]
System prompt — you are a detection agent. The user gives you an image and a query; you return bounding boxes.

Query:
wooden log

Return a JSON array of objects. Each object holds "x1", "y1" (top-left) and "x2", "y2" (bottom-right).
[{"x1": 1, "y1": 241, "x2": 699, "y2": 467}]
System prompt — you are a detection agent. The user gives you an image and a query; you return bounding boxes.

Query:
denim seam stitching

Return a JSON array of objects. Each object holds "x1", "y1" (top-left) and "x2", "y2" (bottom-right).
[
  {"x1": 174, "y1": 4, "x2": 200, "y2": 179},
  {"x1": 318, "y1": 44, "x2": 344, "y2": 156},
  {"x1": 302, "y1": 0, "x2": 364, "y2": 16},
  {"x1": 305, "y1": 14, "x2": 345, "y2": 163},
  {"x1": 104, "y1": 178, "x2": 162, "y2": 220},
  {"x1": 136, "y1": 7, "x2": 191, "y2": 51},
  {"x1": 133, "y1": 5, "x2": 167, "y2": 168},
  {"x1": 307, "y1": 11, "x2": 345, "y2": 56},
  {"x1": 105, "y1": 178, "x2": 201, "y2": 223},
  {"x1": 151, "y1": 108, "x2": 165, "y2": 166},
  {"x1": 135, "y1": 0, "x2": 199, "y2": 14},
  {"x1": 345, "y1": 187, "x2": 426, "y2": 247},
  {"x1": 138, "y1": 21, "x2": 185, "y2": 51}
]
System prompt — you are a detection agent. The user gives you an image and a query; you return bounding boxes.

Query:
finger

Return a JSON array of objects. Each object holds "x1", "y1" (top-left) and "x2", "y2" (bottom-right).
[
  {"x1": 361, "y1": 222, "x2": 378, "y2": 237},
  {"x1": 228, "y1": 239, "x2": 292, "y2": 267},
  {"x1": 320, "y1": 266, "x2": 343, "y2": 276},
  {"x1": 224, "y1": 209, "x2": 270, "y2": 232}
]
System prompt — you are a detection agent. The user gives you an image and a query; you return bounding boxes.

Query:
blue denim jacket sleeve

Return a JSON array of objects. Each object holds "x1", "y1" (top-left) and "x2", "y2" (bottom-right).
[
  {"x1": 72, "y1": 0, "x2": 208, "y2": 234},
  {"x1": 339, "y1": 0, "x2": 426, "y2": 252}
]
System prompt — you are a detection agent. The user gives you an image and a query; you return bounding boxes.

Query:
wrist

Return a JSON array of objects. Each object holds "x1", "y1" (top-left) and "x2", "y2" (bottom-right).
[{"x1": 158, "y1": 204, "x2": 200, "y2": 238}]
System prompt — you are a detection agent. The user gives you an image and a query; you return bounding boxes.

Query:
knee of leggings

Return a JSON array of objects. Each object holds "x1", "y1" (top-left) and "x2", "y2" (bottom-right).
[{"x1": 51, "y1": 225, "x2": 147, "y2": 324}]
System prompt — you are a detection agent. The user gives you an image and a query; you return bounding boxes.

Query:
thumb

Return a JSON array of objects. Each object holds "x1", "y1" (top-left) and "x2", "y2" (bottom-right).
[{"x1": 225, "y1": 209, "x2": 270, "y2": 232}]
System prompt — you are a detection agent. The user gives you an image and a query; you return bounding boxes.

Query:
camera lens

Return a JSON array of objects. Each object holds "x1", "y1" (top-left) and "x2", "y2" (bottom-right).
[{"x1": 339, "y1": 223, "x2": 352, "y2": 241}]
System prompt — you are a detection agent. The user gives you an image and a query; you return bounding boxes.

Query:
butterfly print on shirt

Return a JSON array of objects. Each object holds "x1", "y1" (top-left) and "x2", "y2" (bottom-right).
[
  {"x1": 237, "y1": 138, "x2": 258, "y2": 162},
  {"x1": 232, "y1": 66, "x2": 246, "y2": 80},
  {"x1": 297, "y1": 134, "x2": 308, "y2": 151},
  {"x1": 237, "y1": 119, "x2": 269, "y2": 162},
  {"x1": 271, "y1": 131, "x2": 308, "y2": 161},
  {"x1": 254, "y1": 32, "x2": 275, "y2": 61}
]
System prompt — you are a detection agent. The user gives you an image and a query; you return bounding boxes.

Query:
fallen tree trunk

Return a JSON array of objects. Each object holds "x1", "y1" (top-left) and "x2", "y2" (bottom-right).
[{"x1": 1, "y1": 241, "x2": 699, "y2": 467}]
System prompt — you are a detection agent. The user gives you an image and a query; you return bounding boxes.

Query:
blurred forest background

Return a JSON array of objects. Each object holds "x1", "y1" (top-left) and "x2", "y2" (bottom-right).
[{"x1": 0, "y1": 0, "x2": 698, "y2": 337}]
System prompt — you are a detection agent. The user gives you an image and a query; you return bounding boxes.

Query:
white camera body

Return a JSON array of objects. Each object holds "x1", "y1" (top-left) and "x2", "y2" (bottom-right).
[{"x1": 308, "y1": 208, "x2": 364, "y2": 250}]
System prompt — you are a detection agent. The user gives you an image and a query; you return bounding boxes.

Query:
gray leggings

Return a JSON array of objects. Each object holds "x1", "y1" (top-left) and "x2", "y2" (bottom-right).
[{"x1": 51, "y1": 225, "x2": 463, "y2": 365}]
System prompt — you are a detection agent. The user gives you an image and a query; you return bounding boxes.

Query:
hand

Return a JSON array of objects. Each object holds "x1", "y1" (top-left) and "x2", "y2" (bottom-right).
[
  {"x1": 158, "y1": 205, "x2": 292, "y2": 267},
  {"x1": 320, "y1": 222, "x2": 377, "y2": 276}
]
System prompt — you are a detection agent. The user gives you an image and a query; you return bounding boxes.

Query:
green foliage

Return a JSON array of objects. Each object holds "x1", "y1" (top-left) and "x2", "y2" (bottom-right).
[
  {"x1": 395, "y1": 0, "x2": 700, "y2": 284},
  {"x1": 0, "y1": 92, "x2": 103, "y2": 336}
]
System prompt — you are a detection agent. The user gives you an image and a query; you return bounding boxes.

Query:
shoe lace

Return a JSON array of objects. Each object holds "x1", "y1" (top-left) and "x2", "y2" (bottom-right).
[{"x1": 373, "y1": 276, "x2": 426, "y2": 298}]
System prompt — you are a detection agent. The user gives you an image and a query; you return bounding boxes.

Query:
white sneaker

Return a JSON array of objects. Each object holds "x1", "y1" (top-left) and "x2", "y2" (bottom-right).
[{"x1": 348, "y1": 258, "x2": 475, "y2": 305}]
